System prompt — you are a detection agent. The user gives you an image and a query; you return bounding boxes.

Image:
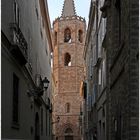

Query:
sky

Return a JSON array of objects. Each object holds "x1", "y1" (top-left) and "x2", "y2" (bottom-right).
[{"x1": 47, "y1": 0, "x2": 91, "y2": 27}]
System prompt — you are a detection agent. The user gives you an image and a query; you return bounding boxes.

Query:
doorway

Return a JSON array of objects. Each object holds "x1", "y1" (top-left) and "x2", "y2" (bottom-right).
[
  {"x1": 65, "y1": 136, "x2": 73, "y2": 140},
  {"x1": 65, "y1": 128, "x2": 73, "y2": 140}
]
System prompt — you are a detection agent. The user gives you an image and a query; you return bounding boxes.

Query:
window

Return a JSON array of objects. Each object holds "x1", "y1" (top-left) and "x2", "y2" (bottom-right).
[
  {"x1": 115, "y1": 0, "x2": 121, "y2": 45},
  {"x1": 102, "y1": 106, "x2": 105, "y2": 117},
  {"x1": 27, "y1": 29, "x2": 33, "y2": 74},
  {"x1": 102, "y1": 58, "x2": 106, "y2": 88},
  {"x1": 64, "y1": 28, "x2": 71, "y2": 43},
  {"x1": 12, "y1": 73, "x2": 19, "y2": 124},
  {"x1": 40, "y1": 28, "x2": 43, "y2": 39},
  {"x1": 14, "y1": 1, "x2": 20, "y2": 26},
  {"x1": 103, "y1": 122, "x2": 105, "y2": 138},
  {"x1": 42, "y1": 18, "x2": 45, "y2": 28},
  {"x1": 114, "y1": 119, "x2": 117, "y2": 132},
  {"x1": 35, "y1": 113, "x2": 40, "y2": 140},
  {"x1": 64, "y1": 53, "x2": 71, "y2": 66},
  {"x1": 78, "y1": 30, "x2": 83, "y2": 43},
  {"x1": 93, "y1": 47, "x2": 97, "y2": 65},
  {"x1": 98, "y1": 68, "x2": 102, "y2": 85},
  {"x1": 66, "y1": 103, "x2": 70, "y2": 113},
  {"x1": 35, "y1": 8, "x2": 39, "y2": 20},
  {"x1": 99, "y1": 120, "x2": 101, "y2": 134},
  {"x1": 89, "y1": 58, "x2": 93, "y2": 78},
  {"x1": 49, "y1": 114, "x2": 51, "y2": 136},
  {"x1": 115, "y1": 0, "x2": 120, "y2": 9},
  {"x1": 41, "y1": 108, "x2": 43, "y2": 135},
  {"x1": 54, "y1": 31, "x2": 57, "y2": 46}
]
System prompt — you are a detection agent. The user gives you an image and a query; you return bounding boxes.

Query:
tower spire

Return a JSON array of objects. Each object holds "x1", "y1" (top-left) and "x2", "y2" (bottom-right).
[{"x1": 61, "y1": 0, "x2": 76, "y2": 17}]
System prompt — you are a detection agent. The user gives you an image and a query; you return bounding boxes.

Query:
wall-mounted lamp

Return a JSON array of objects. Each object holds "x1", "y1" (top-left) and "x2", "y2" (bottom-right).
[
  {"x1": 27, "y1": 75, "x2": 50, "y2": 98},
  {"x1": 42, "y1": 77, "x2": 50, "y2": 90},
  {"x1": 52, "y1": 116, "x2": 60, "y2": 124}
]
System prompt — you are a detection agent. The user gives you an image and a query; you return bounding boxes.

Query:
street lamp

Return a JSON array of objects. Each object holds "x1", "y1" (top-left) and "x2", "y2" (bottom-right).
[
  {"x1": 42, "y1": 77, "x2": 50, "y2": 89},
  {"x1": 35, "y1": 74, "x2": 50, "y2": 90},
  {"x1": 27, "y1": 76, "x2": 50, "y2": 98},
  {"x1": 42, "y1": 77, "x2": 50, "y2": 90}
]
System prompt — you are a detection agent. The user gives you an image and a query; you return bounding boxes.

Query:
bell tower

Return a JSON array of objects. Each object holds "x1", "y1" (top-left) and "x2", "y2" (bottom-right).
[{"x1": 52, "y1": 0, "x2": 86, "y2": 140}]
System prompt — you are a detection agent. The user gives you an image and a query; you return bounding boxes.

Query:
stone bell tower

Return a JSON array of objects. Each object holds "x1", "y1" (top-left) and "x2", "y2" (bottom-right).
[{"x1": 52, "y1": 0, "x2": 86, "y2": 140}]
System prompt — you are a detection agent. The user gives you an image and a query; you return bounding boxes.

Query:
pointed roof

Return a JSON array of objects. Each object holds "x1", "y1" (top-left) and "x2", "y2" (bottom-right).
[{"x1": 61, "y1": 0, "x2": 76, "y2": 17}]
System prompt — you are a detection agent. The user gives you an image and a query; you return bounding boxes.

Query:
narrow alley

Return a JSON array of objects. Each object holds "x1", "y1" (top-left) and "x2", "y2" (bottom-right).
[{"x1": 1, "y1": 0, "x2": 139, "y2": 140}]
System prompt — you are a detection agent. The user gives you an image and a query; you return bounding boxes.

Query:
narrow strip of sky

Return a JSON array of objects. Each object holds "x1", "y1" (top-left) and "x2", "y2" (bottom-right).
[{"x1": 47, "y1": 0, "x2": 91, "y2": 27}]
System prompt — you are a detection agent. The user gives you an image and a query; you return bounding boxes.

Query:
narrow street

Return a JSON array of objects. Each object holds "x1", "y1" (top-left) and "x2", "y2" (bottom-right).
[{"x1": 1, "y1": 0, "x2": 139, "y2": 140}]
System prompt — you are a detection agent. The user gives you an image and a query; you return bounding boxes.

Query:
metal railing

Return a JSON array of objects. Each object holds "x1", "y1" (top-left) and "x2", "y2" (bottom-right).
[{"x1": 10, "y1": 23, "x2": 28, "y2": 60}]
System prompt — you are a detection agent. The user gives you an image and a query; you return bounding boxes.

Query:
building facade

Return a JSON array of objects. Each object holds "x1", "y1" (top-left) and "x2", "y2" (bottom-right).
[
  {"x1": 84, "y1": 0, "x2": 107, "y2": 140},
  {"x1": 104, "y1": 0, "x2": 139, "y2": 140},
  {"x1": 52, "y1": 0, "x2": 86, "y2": 140},
  {"x1": 1, "y1": 0, "x2": 53, "y2": 140},
  {"x1": 84, "y1": 0, "x2": 139, "y2": 140}
]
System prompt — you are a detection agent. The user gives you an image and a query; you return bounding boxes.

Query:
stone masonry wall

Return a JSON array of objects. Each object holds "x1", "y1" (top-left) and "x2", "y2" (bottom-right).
[
  {"x1": 53, "y1": 17, "x2": 86, "y2": 140},
  {"x1": 106, "y1": 0, "x2": 139, "y2": 140}
]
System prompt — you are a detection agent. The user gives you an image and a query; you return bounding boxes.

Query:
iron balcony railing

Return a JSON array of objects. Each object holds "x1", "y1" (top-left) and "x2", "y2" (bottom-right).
[{"x1": 10, "y1": 23, "x2": 28, "y2": 65}]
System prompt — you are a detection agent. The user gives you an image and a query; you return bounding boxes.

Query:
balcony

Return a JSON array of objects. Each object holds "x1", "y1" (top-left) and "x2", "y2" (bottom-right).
[{"x1": 10, "y1": 23, "x2": 28, "y2": 65}]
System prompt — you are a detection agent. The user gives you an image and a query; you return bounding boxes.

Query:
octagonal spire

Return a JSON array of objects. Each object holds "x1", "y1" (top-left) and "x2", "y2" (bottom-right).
[{"x1": 61, "y1": 0, "x2": 76, "y2": 17}]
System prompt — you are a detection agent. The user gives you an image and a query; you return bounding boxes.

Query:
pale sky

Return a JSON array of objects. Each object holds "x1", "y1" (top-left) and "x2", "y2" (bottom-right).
[{"x1": 47, "y1": 0, "x2": 91, "y2": 27}]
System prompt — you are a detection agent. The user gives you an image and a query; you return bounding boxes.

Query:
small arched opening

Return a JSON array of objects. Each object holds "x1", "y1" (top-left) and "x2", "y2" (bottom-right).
[
  {"x1": 54, "y1": 31, "x2": 57, "y2": 46},
  {"x1": 66, "y1": 103, "x2": 70, "y2": 113},
  {"x1": 65, "y1": 128, "x2": 73, "y2": 140},
  {"x1": 64, "y1": 53, "x2": 71, "y2": 66},
  {"x1": 78, "y1": 30, "x2": 83, "y2": 43},
  {"x1": 64, "y1": 28, "x2": 71, "y2": 43}
]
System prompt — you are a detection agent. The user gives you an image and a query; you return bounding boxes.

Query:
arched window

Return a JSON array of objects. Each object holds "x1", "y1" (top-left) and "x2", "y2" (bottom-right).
[
  {"x1": 64, "y1": 28, "x2": 71, "y2": 43},
  {"x1": 54, "y1": 31, "x2": 57, "y2": 45},
  {"x1": 66, "y1": 103, "x2": 70, "y2": 113},
  {"x1": 64, "y1": 53, "x2": 71, "y2": 66},
  {"x1": 65, "y1": 128, "x2": 73, "y2": 134},
  {"x1": 78, "y1": 30, "x2": 83, "y2": 43}
]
